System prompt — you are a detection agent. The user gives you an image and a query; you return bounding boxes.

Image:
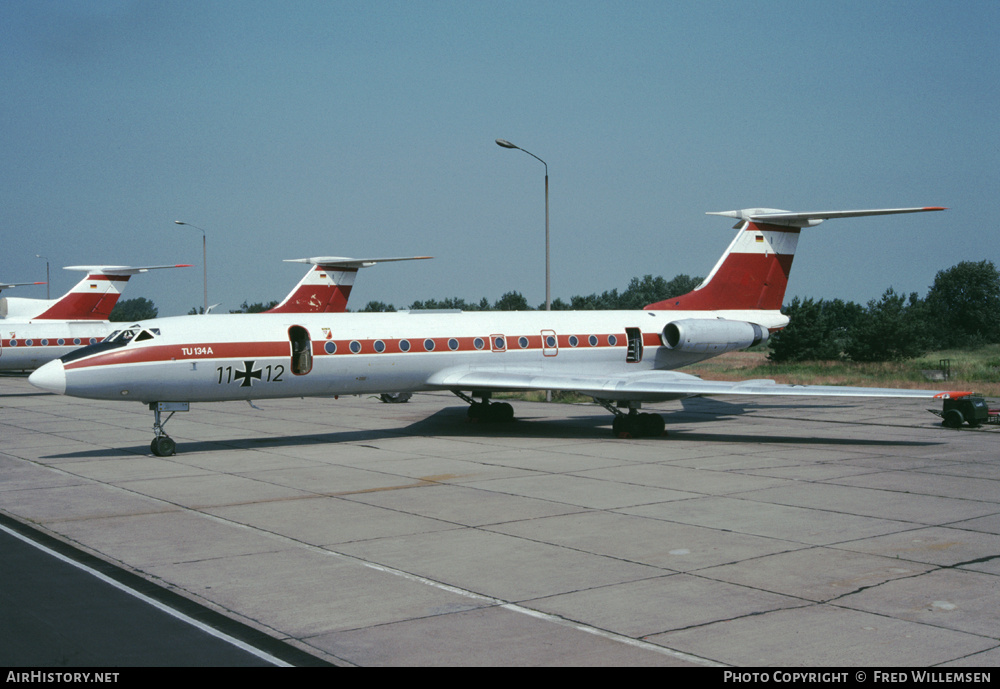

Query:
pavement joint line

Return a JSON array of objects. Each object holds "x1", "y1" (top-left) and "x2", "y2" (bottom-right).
[
  {"x1": 336, "y1": 550, "x2": 725, "y2": 667},
  {"x1": 0, "y1": 521, "x2": 293, "y2": 668},
  {"x1": 9, "y1": 386, "x2": 996, "y2": 666},
  {"x1": 30, "y1": 465, "x2": 714, "y2": 667},
  {"x1": 497, "y1": 600, "x2": 725, "y2": 667},
  {"x1": 182, "y1": 504, "x2": 723, "y2": 666}
]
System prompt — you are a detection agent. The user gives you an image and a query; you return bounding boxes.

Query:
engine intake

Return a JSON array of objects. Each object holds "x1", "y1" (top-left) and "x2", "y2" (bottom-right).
[{"x1": 661, "y1": 319, "x2": 769, "y2": 354}]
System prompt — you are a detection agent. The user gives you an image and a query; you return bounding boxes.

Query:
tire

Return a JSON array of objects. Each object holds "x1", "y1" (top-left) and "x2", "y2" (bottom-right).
[
  {"x1": 379, "y1": 393, "x2": 412, "y2": 403},
  {"x1": 151, "y1": 436, "x2": 176, "y2": 457},
  {"x1": 494, "y1": 402, "x2": 514, "y2": 422},
  {"x1": 942, "y1": 409, "x2": 964, "y2": 429},
  {"x1": 613, "y1": 415, "x2": 641, "y2": 439},
  {"x1": 612, "y1": 415, "x2": 629, "y2": 438},
  {"x1": 639, "y1": 413, "x2": 666, "y2": 437}
]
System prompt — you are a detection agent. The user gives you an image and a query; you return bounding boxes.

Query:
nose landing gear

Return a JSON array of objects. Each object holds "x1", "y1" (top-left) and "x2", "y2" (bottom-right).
[{"x1": 149, "y1": 402, "x2": 189, "y2": 456}]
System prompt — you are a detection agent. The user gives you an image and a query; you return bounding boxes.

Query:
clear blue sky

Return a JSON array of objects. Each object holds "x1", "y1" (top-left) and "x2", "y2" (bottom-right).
[{"x1": 3, "y1": 1, "x2": 997, "y2": 316}]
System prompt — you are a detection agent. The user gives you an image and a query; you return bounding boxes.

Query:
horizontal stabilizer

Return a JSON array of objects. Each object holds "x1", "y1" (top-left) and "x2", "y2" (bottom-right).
[
  {"x1": 707, "y1": 207, "x2": 946, "y2": 228},
  {"x1": 62, "y1": 264, "x2": 193, "y2": 275},
  {"x1": 1, "y1": 281, "x2": 46, "y2": 290},
  {"x1": 283, "y1": 256, "x2": 432, "y2": 269}
]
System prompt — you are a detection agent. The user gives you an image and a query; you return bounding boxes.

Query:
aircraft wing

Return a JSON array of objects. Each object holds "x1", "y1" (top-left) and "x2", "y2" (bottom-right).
[{"x1": 425, "y1": 366, "x2": 968, "y2": 402}]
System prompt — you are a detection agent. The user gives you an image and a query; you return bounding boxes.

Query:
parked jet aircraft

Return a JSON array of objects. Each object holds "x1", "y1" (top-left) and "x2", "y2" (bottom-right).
[
  {"x1": 1, "y1": 264, "x2": 190, "y2": 371},
  {"x1": 1, "y1": 256, "x2": 428, "y2": 372},
  {"x1": 30, "y1": 206, "x2": 964, "y2": 457}
]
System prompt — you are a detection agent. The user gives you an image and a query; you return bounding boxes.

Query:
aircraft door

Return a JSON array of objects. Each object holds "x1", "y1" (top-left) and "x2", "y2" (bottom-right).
[
  {"x1": 289, "y1": 326, "x2": 313, "y2": 375},
  {"x1": 541, "y1": 329, "x2": 558, "y2": 357},
  {"x1": 626, "y1": 328, "x2": 643, "y2": 363}
]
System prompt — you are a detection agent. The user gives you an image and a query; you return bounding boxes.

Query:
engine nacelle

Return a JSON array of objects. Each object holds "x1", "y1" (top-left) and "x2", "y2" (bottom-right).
[{"x1": 661, "y1": 318, "x2": 769, "y2": 354}]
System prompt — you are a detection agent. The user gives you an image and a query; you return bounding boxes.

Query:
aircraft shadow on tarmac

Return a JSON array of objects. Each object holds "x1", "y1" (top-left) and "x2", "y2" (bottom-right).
[
  {"x1": 0, "y1": 372, "x2": 52, "y2": 397},
  {"x1": 41, "y1": 400, "x2": 942, "y2": 460}
]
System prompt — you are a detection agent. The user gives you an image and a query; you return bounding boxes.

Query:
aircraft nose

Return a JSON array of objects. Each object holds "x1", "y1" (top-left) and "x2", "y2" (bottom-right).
[{"x1": 29, "y1": 359, "x2": 67, "y2": 395}]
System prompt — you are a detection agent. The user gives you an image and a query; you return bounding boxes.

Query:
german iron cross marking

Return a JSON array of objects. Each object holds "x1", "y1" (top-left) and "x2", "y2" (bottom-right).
[{"x1": 234, "y1": 360, "x2": 262, "y2": 387}]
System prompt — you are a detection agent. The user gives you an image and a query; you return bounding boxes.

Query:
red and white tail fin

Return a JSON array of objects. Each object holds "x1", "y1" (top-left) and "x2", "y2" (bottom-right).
[
  {"x1": 644, "y1": 207, "x2": 946, "y2": 312},
  {"x1": 266, "y1": 255, "x2": 432, "y2": 314},
  {"x1": 0, "y1": 264, "x2": 191, "y2": 321}
]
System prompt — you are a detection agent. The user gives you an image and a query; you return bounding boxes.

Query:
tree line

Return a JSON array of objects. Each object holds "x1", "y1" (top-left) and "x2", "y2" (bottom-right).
[
  {"x1": 112, "y1": 274, "x2": 701, "y2": 319},
  {"x1": 358, "y1": 274, "x2": 703, "y2": 313},
  {"x1": 768, "y1": 260, "x2": 1000, "y2": 362},
  {"x1": 110, "y1": 260, "x2": 1000, "y2": 364}
]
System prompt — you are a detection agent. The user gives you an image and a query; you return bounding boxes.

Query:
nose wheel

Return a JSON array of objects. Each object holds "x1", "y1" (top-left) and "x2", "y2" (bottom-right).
[
  {"x1": 151, "y1": 436, "x2": 176, "y2": 457},
  {"x1": 148, "y1": 402, "x2": 189, "y2": 457}
]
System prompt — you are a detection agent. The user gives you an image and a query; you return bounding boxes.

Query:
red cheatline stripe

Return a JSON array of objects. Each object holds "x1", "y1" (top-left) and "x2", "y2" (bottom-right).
[{"x1": 63, "y1": 331, "x2": 644, "y2": 370}]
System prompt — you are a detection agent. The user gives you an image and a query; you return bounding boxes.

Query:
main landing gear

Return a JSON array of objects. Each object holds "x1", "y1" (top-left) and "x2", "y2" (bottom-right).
[
  {"x1": 595, "y1": 398, "x2": 666, "y2": 439},
  {"x1": 149, "y1": 402, "x2": 189, "y2": 457},
  {"x1": 452, "y1": 391, "x2": 666, "y2": 438},
  {"x1": 453, "y1": 391, "x2": 515, "y2": 423}
]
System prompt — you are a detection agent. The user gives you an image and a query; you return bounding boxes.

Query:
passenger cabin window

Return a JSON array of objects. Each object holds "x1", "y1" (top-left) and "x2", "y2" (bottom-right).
[{"x1": 289, "y1": 326, "x2": 313, "y2": 375}]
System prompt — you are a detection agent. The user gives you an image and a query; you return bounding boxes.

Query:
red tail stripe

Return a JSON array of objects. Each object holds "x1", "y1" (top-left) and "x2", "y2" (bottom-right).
[{"x1": 645, "y1": 222, "x2": 797, "y2": 311}]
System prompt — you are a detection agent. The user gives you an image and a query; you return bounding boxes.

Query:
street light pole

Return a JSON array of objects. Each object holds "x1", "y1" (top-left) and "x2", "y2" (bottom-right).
[
  {"x1": 496, "y1": 138, "x2": 550, "y2": 312},
  {"x1": 174, "y1": 221, "x2": 207, "y2": 314},
  {"x1": 35, "y1": 254, "x2": 50, "y2": 299},
  {"x1": 497, "y1": 138, "x2": 551, "y2": 402}
]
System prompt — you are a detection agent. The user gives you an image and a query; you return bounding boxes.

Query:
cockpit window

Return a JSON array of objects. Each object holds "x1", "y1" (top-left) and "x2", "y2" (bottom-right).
[
  {"x1": 105, "y1": 327, "x2": 157, "y2": 343},
  {"x1": 107, "y1": 328, "x2": 138, "y2": 343},
  {"x1": 60, "y1": 326, "x2": 157, "y2": 363}
]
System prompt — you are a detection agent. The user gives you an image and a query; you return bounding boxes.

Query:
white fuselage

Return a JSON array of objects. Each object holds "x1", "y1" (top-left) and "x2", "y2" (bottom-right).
[
  {"x1": 0, "y1": 321, "x2": 112, "y2": 371},
  {"x1": 33, "y1": 309, "x2": 787, "y2": 403}
]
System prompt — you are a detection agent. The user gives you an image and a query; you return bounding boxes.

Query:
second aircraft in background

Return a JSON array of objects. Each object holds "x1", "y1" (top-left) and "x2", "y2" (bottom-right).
[{"x1": 1, "y1": 256, "x2": 429, "y2": 371}]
